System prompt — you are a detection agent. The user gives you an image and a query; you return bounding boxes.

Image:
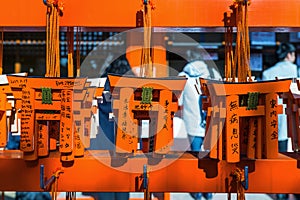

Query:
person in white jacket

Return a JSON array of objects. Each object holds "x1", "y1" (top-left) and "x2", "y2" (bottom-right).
[{"x1": 178, "y1": 49, "x2": 222, "y2": 200}]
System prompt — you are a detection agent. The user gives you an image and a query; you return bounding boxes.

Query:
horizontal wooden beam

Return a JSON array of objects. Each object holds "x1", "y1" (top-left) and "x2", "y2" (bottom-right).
[
  {"x1": 1, "y1": 0, "x2": 300, "y2": 29},
  {"x1": 0, "y1": 151, "x2": 299, "y2": 193}
]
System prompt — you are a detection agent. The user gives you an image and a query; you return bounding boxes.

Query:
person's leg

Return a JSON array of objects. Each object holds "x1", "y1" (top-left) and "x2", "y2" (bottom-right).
[
  {"x1": 203, "y1": 192, "x2": 213, "y2": 200},
  {"x1": 97, "y1": 192, "x2": 114, "y2": 200},
  {"x1": 189, "y1": 136, "x2": 213, "y2": 200},
  {"x1": 189, "y1": 192, "x2": 202, "y2": 200},
  {"x1": 115, "y1": 192, "x2": 129, "y2": 200},
  {"x1": 188, "y1": 135, "x2": 203, "y2": 152},
  {"x1": 153, "y1": 192, "x2": 165, "y2": 200},
  {"x1": 188, "y1": 135, "x2": 205, "y2": 200},
  {"x1": 278, "y1": 139, "x2": 288, "y2": 152},
  {"x1": 277, "y1": 139, "x2": 288, "y2": 200}
]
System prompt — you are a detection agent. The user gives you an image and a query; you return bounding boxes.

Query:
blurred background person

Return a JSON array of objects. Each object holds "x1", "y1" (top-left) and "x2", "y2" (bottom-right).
[{"x1": 178, "y1": 49, "x2": 222, "y2": 200}]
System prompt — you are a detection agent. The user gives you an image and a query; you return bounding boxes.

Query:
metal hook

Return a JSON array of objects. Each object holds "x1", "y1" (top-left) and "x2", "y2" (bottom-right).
[
  {"x1": 241, "y1": 166, "x2": 249, "y2": 190},
  {"x1": 40, "y1": 165, "x2": 63, "y2": 190},
  {"x1": 43, "y1": 0, "x2": 51, "y2": 6},
  {"x1": 143, "y1": 164, "x2": 148, "y2": 190},
  {"x1": 143, "y1": 164, "x2": 151, "y2": 200}
]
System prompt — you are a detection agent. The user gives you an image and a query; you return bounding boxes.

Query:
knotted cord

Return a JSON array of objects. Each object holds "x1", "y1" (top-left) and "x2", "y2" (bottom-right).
[
  {"x1": 225, "y1": 0, "x2": 252, "y2": 82},
  {"x1": 67, "y1": 27, "x2": 74, "y2": 77},
  {"x1": 234, "y1": 0, "x2": 251, "y2": 82},
  {"x1": 45, "y1": 0, "x2": 63, "y2": 77},
  {"x1": 225, "y1": 25, "x2": 234, "y2": 81},
  {"x1": 229, "y1": 168, "x2": 246, "y2": 200},
  {"x1": 140, "y1": 0, "x2": 155, "y2": 77},
  {"x1": 76, "y1": 27, "x2": 81, "y2": 77},
  {"x1": 50, "y1": 169, "x2": 64, "y2": 200}
]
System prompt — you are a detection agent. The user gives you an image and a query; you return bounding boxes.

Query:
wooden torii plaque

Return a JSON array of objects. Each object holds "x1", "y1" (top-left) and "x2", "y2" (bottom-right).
[
  {"x1": 108, "y1": 74, "x2": 186, "y2": 155},
  {"x1": 6, "y1": 76, "x2": 95, "y2": 161},
  {"x1": 201, "y1": 78, "x2": 292, "y2": 163}
]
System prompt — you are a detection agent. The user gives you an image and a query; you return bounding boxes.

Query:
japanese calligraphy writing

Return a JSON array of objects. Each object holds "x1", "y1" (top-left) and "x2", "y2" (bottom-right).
[
  {"x1": 60, "y1": 89, "x2": 73, "y2": 153},
  {"x1": 20, "y1": 88, "x2": 35, "y2": 152}
]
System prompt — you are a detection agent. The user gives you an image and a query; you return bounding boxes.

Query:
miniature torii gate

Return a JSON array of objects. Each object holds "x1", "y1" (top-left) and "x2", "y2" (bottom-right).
[
  {"x1": 5, "y1": 76, "x2": 96, "y2": 161},
  {"x1": 201, "y1": 78, "x2": 292, "y2": 163},
  {"x1": 0, "y1": 75, "x2": 14, "y2": 148},
  {"x1": 283, "y1": 79, "x2": 300, "y2": 152},
  {"x1": 108, "y1": 74, "x2": 186, "y2": 155}
]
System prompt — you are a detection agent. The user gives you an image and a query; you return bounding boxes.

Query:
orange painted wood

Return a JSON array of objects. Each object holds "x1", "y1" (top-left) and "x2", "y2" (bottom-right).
[
  {"x1": 1, "y1": 151, "x2": 300, "y2": 193},
  {"x1": 108, "y1": 75, "x2": 186, "y2": 92},
  {"x1": 218, "y1": 125, "x2": 223, "y2": 160},
  {"x1": 74, "y1": 125, "x2": 85, "y2": 157},
  {"x1": 83, "y1": 117, "x2": 91, "y2": 149},
  {"x1": 264, "y1": 93, "x2": 279, "y2": 159},
  {"x1": 34, "y1": 101, "x2": 61, "y2": 110},
  {"x1": 218, "y1": 101, "x2": 226, "y2": 160},
  {"x1": 237, "y1": 106, "x2": 265, "y2": 116},
  {"x1": 1, "y1": 0, "x2": 300, "y2": 28},
  {"x1": 94, "y1": 88, "x2": 104, "y2": 98},
  {"x1": 37, "y1": 121, "x2": 49, "y2": 157},
  {"x1": 60, "y1": 152, "x2": 74, "y2": 162},
  {"x1": 0, "y1": 85, "x2": 12, "y2": 94},
  {"x1": 154, "y1": 89, "x2": 173, "y2": 154},
  {"x1": 205, "y1": 106, "x2": 220, "y2": 159},
  {"x1": 34, "y1": 78, "x2": 87, "y2": 90},
  {"x1": 20, "y1": 88, "x2": 35, "y2": 152},
  {"x1": 110, "y1": 75, "x2": 185, "y2": 154},
  {"x1": 247, "y1": 118, "x2": 256, "y2": 159},
  {"x1": 255, "y1": 117, "x2": 263, "y2": 159},
  {"x1": 74, "y1": 90, "x2": 87, "y2": 101},
  {"x1": 283, "y1": 86, "x2": 300, "y2": 152},
  {"x1": 209, "y1": 121, "x2": 218, "y2": 159},
  {"x1": 115, "y1": 87, "x2": 138, "y2": 153},
  {"x1": 7, "y1": 76, "x2": 93, "y2": 160},
  {"x1": 226, "y1": 95, "x2": 240, "y2": 163},
  {"x1": 73, "y1": 101, "x2": 92, "y2": 149},
  {"x1": 0, "y1": 92, "x2": 7, "y2": 147},
  {"x1": 59, "y1": 89, "x2": 73, "y2": 153},
  {"x1": 35, "y1": 113, "x2": 61, "y2": 121},
  {"x1": 212, "y1": 79, "x2": 292, "y2": 96}
]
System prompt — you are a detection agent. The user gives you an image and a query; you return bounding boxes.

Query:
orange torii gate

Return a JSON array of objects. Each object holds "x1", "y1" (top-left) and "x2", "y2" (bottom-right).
[
  {"x1": 0, "y1": 75, "x2": 14, "y2": 148},
  {"x1": 200, "y1": 78, "x2": 292, "y2": 163},
  {"x1": 5, "y1": 76, "x2": 96, "y2": 161},
  {"x1": 108, "y1": 74, "x2": 186, "y2": 155},
  {"x1": 283, "y1": 79, "x2": 300, "y2": 152}
]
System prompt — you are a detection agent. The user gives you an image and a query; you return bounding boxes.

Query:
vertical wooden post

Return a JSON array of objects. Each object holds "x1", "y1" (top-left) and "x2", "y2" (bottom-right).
[
  {"x1": 154, "y1": 89, "x2": 173, "y2": 154},
  {"x1": 37, "y1": 121, "x2": 49, "y2": 157},
  {"x1": 255, "y1": 117, "x2": 262, "y2": 159},
  {"x1": 0, "y1": 92, "x2": 7, "y2": 147},
  {"x1": 226, "y1": 94, "x2": 240, "y2": 163},
  {"x1": 20, "y1": 88, "x2": 35, "y2": 152},
  {"x1": 60, "y1": 89, "x2": 74, "y2": 161},
  {"x1": 247, "y1": 118, "x2": 256, "y2": 159},
  {"x1": 264, "y1": 93, "x2": 279, "y2": 158},
  {"x1": 115, "y1": 87, "x2": 138, "y2": 153}
]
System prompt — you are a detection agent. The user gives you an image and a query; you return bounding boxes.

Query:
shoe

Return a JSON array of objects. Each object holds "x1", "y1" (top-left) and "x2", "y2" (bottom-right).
[
  {"x1": 204, "y1": 193, "x2": 213, "y2": 200},
  {"x1": 190, "y1": 192, "x2": 202, "y2": 200},
  {"x1": 276, "y1": 194, "x2": 288, "y2": 200}
]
